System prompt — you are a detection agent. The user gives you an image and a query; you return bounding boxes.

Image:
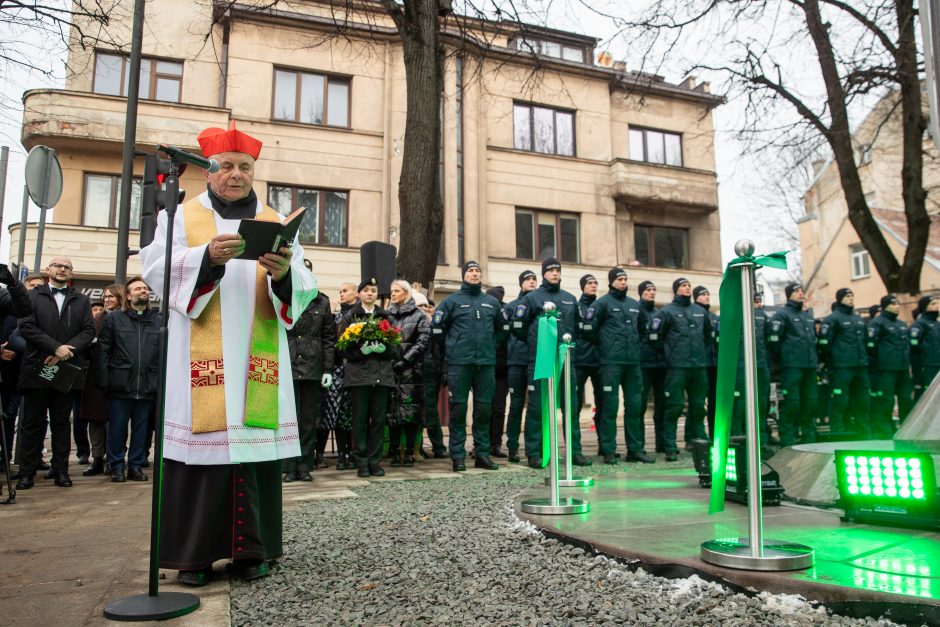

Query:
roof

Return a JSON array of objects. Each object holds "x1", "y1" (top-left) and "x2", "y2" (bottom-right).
[{"x1": 870, "y1": 207, "x2": 940, "y2": 269}]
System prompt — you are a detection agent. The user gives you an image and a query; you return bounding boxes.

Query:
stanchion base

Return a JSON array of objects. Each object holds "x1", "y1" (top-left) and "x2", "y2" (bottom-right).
[
  {"x1": 700, "y1": 537, "x2": 814, "y2": 571},
  {"x1": 520, "y1": 497, "x2": 590, "y2": 515},
  {"x1": 545, "y1": 476, "x2": 595, "y2": 487},
  {"x1": 103, "y1": 592, "x2": 200, "y2": 622}
]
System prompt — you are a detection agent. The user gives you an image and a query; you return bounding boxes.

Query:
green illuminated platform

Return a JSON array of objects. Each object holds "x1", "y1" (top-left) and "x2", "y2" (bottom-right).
[{"x1": 514, "y1": 470, "x2": 940, "y2": 624}]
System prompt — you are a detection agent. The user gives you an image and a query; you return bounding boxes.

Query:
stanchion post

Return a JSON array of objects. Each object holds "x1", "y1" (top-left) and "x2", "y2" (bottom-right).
[
  {"x1": 547, "y1": 373, "x2": 559, "y2": 507},
  {"x1": 700, "y1": 239, "x2": 814, "y2": 571},
  {"x1": 549, "y1": 334, "x2": 593, "y2": 488}
]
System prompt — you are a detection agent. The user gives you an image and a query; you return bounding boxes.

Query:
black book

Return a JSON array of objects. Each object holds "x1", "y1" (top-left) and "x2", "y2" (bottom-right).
[
  {"x1": 237, "y1": 207, "x2": 307, "y2": 260},
  {"x1": 27, "y1": 359, "x2": 85, "y2": 394}
]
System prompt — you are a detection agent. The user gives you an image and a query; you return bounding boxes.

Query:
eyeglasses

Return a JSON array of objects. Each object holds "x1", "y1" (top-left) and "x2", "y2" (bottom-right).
[{"x1": 49, "y1": 263, "x2": 73, "y2": 271}]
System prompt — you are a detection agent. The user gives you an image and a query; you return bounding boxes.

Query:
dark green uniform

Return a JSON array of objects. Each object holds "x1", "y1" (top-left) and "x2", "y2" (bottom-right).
[
  {"x1": 431, "y1": 282, "x2": 508, "y2": 461},
  {"x1": 910, "y1": 310, "x2": 940, "y2": 402},
  {"x1": 504, "y1": 292, "x2": 532, "y2": 456},
  {"x1": 640, "y1": 299, "x2": 667, "y2": 452},
  {"x1": 731, "y1": 307, "x2": 771, "y2": 442},
  {"x1": 512, "y1": 280, "x2": 580, "y2": 461},
  {"x1": 649, "y1": 295, "x2": 712, "y2": 454},
  {"x1": 866, "y1": 312, "x2": 912, "y2": 437},
  {"x1": 817, "y1": 303, "x2": 870, "y2": 437},
  {"x1": 768, "y1": 300, "x2": 818, "y2": 446},
  {"x1": 576, "y1": 293, "x2": 603, "y2": 453},
  {"x1": 702, "y1": 306, "x2": 720, "y2": 439},
  {"x1": 585, "y1": 288, "x2": 647, "y2": 456}
]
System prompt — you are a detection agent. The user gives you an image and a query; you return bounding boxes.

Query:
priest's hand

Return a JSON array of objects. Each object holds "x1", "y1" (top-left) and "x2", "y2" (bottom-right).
[
  {"x1": 321, "y1": 373, "x2": 333, "y2": 388},
  {"x1": 260, "y1": 246, "x2": 292, "y2": 281},
  {"x1": 209, "y1": 233, "x2": 245, "y2": 266}
]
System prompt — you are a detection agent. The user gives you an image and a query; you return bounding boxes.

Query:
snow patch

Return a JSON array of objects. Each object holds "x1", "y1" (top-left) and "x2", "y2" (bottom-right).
[
  {"x1": 758, "y1": 591, "x2": 823, "y2": 615},
  {"x1": 670, "y1": 574, "x2": 726, "y2": 599}
]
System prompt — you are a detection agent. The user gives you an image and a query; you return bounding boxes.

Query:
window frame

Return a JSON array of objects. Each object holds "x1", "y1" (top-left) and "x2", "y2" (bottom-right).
[
  {"x1": 81, "y1": 172, "x2": 143, "y2": 229},
  {"x1": 850, "y1": 244, "x2": 871, "y2": 280},
  {"x1": 271, "y1": 66, "x2": 352, "y2": 128},
  {"x1": 628, "y1": 125, "x2": 684, "y2": 167},
  {"x1": 91, "y1": 50, "x2": 183, "y2": 102},
  {"x1": 633, "y1": 224, "x2": 690, "y2": 269},
  {"x1": 512, "y1": 101, "x2": 576, "y2": 157},
  {"x1": 266, "y1": 183, "x2": 350, "y2": 248},
  {"x1": 512, "y1": 37, "x2": 588, "y2": 64},
  {"x1": 514, "y1": 208, "x2": 580, "y2": 263}
]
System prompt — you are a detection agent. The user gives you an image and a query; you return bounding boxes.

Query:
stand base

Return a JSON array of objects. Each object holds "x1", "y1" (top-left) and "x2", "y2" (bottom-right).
[
  {"x1": 520, "y1": 497, "x2": 590, "y2": 515},
  {"x1": 546, "y1": 476, "x2": 595, "y2": 487},
  {"x1": 700, "y1": 537, "x2": 814, "y2": 571},
  {"x1": 103, "y1": 592, "x2": 200, "y2": 622}
]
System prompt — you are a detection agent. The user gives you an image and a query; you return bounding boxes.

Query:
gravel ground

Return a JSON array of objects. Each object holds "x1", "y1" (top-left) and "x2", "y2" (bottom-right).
[{"x1": 230, "y1": 461, "x2": 902, "y2": 626}]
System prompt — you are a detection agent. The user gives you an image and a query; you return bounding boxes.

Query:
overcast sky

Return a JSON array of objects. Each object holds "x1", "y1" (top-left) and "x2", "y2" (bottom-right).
[{"x1": 0, "y1": 0, "x2": 810, "y2": 285}]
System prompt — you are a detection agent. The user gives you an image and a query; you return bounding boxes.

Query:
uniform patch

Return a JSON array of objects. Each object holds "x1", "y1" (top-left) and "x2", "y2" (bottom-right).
[
  {"x1": 582, "y1": 324, "x2": 593, "y2": 331},
  {"x1": 527, "y1": 385, "x2": 535, "y2": 391},
  {"x1": 603, "y1": 386, "x2": 613, "y2": 392},
  {"x1": 820, "y1": 323, "x2": 830, "y2": 336},
  {"x1": 911, "y1": 327, "x2": 922, "y2": 338},
  {"x1": 650, "y1": 317, "x2": 663, "y2": 331},
  {"x1": 513, "y1": 321, "x2": 523, "y2": 328},
  {"x1": 481, "y1": 302, "x2": 493, "y2": 308},
  {"x1": 515, "y1": 304, "x2": 528, "y2": 318},
  {"x1": 867, "y1": 327, "x2": 877, "y2": 339},
  {"x1": 433, "y1": 311, "x2": 444, "y2": 324},
  {"x1": 502, "y1": 309, "x2": 510, "y2": 320},
  {"x1": 584, "y1": 308, "x2": 595, "y2": 321},
  {"x1": 770, "y1": 320, "x2": 782, "y2": 334}
]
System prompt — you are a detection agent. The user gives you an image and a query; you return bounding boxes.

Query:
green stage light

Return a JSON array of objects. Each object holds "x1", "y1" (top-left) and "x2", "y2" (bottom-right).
[
  {"x1": 835, "y1": 449, "x2": 939, "y2": 530},
  {"x1": 719, "y1": 439, "x2": 783, "y2": 506}
]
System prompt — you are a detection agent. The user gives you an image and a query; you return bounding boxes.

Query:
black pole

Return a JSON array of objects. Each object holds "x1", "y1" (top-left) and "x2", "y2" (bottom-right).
[
  {"x1": 103, "y1": 162, "x2": 199, "y2": 621},
  {"x1": 115, "y1": 0, "x2": 146, "y2": 284}
]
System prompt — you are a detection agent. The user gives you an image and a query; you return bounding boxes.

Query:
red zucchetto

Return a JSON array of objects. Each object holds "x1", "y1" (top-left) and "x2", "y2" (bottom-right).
[{"x1": 197, "y1": 119, "x2": 263, "y2": 159}]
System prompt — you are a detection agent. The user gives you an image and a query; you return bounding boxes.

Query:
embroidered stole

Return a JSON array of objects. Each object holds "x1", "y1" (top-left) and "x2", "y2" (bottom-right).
[{"x1": 184, "y1": 197, "x2": 281, "y2": 433}]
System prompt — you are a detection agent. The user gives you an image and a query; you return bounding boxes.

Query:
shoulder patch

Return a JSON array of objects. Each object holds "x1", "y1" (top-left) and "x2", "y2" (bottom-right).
[
  {"x1": 911, "y1": 326, "x2": 922, "y2": 338},
  {"x1": 502, "y1": 309, "x2": 510, "y2": 321},
  {"x1": 820, "y1": 323, "x2": 830, "y2": 336},
  {"x1": 867, "y1": 326, "x2": 877, "y2": 338},
  {"x1": 515, "y1": 304, "x2": 528, "y2": 318},
  {"x1": 650, "y1": 317, "x2": 663, "y2": 331},
  {"x1": 433, "y1": 310, "x2": 444, "y2": 324},
  {"x1": 770, "y1": 320, "x2": 782, "y2": 333},
  {"x1": 584, "y1": 307, "x2": 595, "y2": 321}
]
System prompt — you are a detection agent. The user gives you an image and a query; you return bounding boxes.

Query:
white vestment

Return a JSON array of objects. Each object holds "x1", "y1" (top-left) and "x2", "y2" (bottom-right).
[{"x1": 140, "y1": 191, "x2": 316, "y2": 464}]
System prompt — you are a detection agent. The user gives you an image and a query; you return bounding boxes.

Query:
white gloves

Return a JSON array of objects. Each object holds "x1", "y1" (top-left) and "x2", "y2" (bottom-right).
[
  {"x1": 361, "y1": 343, "x2": 374, "y2": 355},
  {"x1": 360, "y1": 341, "x2": 387, "y2": 355},
  {"x1": 321, "y1": 373, "x2": 333, "y2": 388}
]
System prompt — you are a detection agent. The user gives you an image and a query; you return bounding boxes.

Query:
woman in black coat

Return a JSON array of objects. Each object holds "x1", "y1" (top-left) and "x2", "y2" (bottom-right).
[
  {"x1": 337, "y1": 279, "x2": 396, "y2": 477},
  {"x1": 386, "y1": 281, "x2": 430, "y2": 466}
]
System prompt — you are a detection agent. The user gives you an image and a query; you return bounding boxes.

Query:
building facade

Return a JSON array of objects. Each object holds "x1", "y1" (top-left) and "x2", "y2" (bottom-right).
[
  {"x1": 799, "y1": 90, "x2": 940, "y2": 318},
  {"x1": 15, "y1": 0, "x2": 725, "y2": 303}
]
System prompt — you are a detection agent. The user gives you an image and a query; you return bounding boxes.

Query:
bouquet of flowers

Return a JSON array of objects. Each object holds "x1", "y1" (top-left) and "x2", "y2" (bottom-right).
[{"x1": 336, "y1": 315, "x2": 403, "y2": 352}]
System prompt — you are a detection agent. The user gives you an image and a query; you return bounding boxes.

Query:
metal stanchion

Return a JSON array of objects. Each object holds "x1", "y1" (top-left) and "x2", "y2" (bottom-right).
[
  {"x1": 700, "y1": 239, "x2": 813, "y2": 571},
  {"x1": 546, "y1": 333, "x2": 593, "y2": 488},
  {"x1": 522, "y1": 306, "x2": 589, "y2": 515}
]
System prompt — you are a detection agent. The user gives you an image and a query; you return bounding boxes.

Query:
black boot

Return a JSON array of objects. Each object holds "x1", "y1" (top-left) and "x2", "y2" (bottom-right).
[{"x1": 83, "y1": 457, "x2": 105, "y2": 476}]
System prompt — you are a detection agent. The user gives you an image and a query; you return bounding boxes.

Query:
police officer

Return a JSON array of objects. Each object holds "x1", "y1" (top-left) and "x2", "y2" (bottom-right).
[
  {"x1": 817, "y1": 288, "x2": 869, "y2": 438},
  {"x1": 731, "y1": 293, "x2": 772, "y2": 442},
  {"x1": 431, "y1": 261, "x2": 507, "y2": 471},
  {"x1": 638, "y1": 280, "x2": 667, "y2": 453},
  {"x1": 504, "y1": 270, "x2": 537, "y2": 463},
  {"x1": 693, "y1": 286, "x2": 719, "y2": 439},
  {"x1": 587, "y1": 268, "x2": 654, "y2": 464},
  {"x1": 768, "y1": 283, "x2": 818, "y2": 446},
  {"x1": 911, "y1": 295, "x2": 940, "y2": 402},
  {"x1": 512, "y1": 257, "x2": 589, "y2": 468},
  {"x1": 866, "y1": 295, "x2": 912, "y2": 437},
  {"x1": 482, "y1": 286, "x2": 509, "y2": 458},
  {"x1": 649, "y1": 277, "x2": 712, "y2": 461},
  {"x1": 575, "y1": 274, "x2": 604, "y2": 455}
]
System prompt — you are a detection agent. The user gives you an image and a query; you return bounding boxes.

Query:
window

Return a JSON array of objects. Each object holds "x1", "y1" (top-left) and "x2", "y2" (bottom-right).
[
  {"x1": 83, "y1": 174, "x2": 143, "y2": 229},
  {"x1": 273, "y1": 69, "x2": 350, "y2": 127},
  {"x1": 515, "y1": 209, "x2": 580, "y2": 262},
  {"x1": 514, "y1": 38, "x2": 586, "y2": 63},
  {"x1": 267, "y1": 185, "x2": 348, "y2": 247},
  {"x1": 850, "y1": 243, "x2": 871, "y2": 279},
  {"x1": 634, "y1": 225, "x2": 689, "y2": 268},
  {"x1": 513, "y1": 103, "x2": 575, "y2": 156},
  {"x1": 93, "y1": 52, "x2": 183, "y2": 102},
  {"x1": 629, "y1": 127, "x2": 683, "y2": 166}
]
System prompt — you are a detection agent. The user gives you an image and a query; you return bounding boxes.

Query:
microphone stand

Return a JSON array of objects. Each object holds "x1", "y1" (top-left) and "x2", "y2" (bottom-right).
[{"x1": 104, "y1": 159, "x2": 200, "y2": 621}]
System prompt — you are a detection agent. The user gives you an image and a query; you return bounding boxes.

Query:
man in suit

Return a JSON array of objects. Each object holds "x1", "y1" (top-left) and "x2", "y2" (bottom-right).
[{"x1": 15, "y1": 257, "x2": 95, "y2": 489}]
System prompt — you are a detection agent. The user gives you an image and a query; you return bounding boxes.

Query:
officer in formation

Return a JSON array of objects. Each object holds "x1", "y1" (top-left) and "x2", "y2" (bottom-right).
[
  {"x1": 817, "y1": 288, "x2": 869, "y2": 437},
  {"x1": 575, "y1": 274, "x2": 604, "y2": 455},
  {"x1": 431, "y1": 261, "x2": 507, "y2": 472},
  {"x1": 693, "y1": 286, "x2": 720, "y2": 439},
  {"x1": 503, "y1": 270, "x2": 538, "y2": 462},
  {"x1": 911, "y1": 294, "x2": 940, "y2": 402},
  {"x1": 638, "y1": 281, "x2": 667, "y2": 453},
  {"x1": 649, "y1": 278, "x2": 712, "y2": 461},
  {"x1": 768, "y1": 283, "x2": 819, "y2": 446},
  {"x1": 730, "y1": 293, "x2": 771, "y2": 442},
  {"x1": 512, "y1": 258, "x2": 590, "y2": 468},
  {"x1": 867, "y1": 295, "x2": 912, "y2": 438},
  {"x1": 585, "y1": 268, "x2": 655, "y2": 464}
]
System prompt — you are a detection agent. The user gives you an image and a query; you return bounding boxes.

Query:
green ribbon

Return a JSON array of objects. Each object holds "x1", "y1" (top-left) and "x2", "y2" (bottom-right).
[
  {"x1": 709, "y1": 251, "x2": 788, "y2": 514},
  {"x1": 533, "y1": 309, "x2": 573, "y2": 468}
]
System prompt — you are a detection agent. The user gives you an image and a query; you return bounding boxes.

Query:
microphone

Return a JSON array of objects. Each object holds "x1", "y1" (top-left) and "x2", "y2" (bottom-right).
[{"x1": 157, "y1": 144, "x2": 220, "y2": 173}]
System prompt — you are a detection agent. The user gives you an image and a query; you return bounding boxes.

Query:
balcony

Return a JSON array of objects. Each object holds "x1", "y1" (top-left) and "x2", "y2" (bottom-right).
[
  {"x1": 22, "y1": 89, "x2": 229, "y2": 151},
  {"x1": 610, "y1": 158, "x2": 718, "y2": 213}
]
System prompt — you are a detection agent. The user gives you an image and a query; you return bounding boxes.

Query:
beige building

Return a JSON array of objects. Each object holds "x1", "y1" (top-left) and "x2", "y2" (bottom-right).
[
  {"x1": 799, "y1": 90, "x2": 940, "y2": 318},
  {"x1": 14, "y1": 0, "x2": 725, "y2": 303}
]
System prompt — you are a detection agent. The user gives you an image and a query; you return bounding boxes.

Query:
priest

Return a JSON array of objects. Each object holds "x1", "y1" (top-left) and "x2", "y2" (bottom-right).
[{"x1": 140, "y1": 121, "x2": 316, "y2": 586}]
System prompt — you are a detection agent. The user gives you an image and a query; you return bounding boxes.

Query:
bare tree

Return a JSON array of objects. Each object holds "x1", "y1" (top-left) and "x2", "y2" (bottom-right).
[{"x1": 616, "y1": 0, "x2": 930, "y2": 294}]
